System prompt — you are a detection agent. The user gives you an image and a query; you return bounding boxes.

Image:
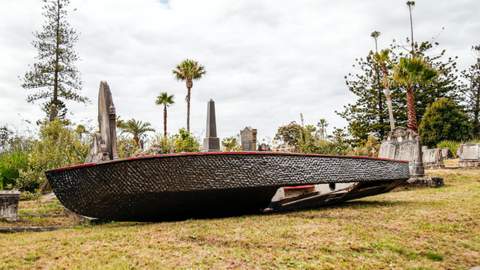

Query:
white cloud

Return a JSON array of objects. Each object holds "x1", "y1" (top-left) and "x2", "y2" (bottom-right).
[{"x1": 0, "y1": 0, "x2": 479, "y2": 140}]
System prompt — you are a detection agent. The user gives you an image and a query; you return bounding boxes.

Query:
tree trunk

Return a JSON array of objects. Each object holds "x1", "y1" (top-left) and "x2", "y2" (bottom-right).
[
  {"x1": 186, "y1": 80, "x2": 192, "y2": 132},
  {"x1": 50, "y1": 0, "x2": 61, "y2": 122},
  {"x1": 474, "y1": 83, "x2": 480, "y2": 136},
  {"x1": 377, "y1": 79, "x2": 385, "y2": 138},
  {"x1": 408, "y1": 5, "x2": 415, "y2": 55},
  {"x1": 163, "y1": 105, "x2": 167, "y2": 137},
  {"x1": 384, "y1": 89, "x2": 395, "y2": 132},
  {"x1": 406, "y1": 86, "x2": 418, "y2": 131},
  {"x1": 134, "y1": 136, "x2": 140, "y2": 149}
]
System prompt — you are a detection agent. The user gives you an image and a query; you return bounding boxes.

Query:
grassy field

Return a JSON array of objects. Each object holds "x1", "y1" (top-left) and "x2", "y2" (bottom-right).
[{"x1": 0, "y1": 169, "x2": 479, "y2": 270}]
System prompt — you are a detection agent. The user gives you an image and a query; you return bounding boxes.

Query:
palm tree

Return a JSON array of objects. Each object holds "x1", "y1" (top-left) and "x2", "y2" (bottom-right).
[
  {"x1": 371, "y1": 30, "x2": 385, "y2": 137},
  {"x1": 370, "y1": 31, "x2": 381, "y2": 52},
  {"x1": 406, "y1": 1, "x2": 415, "y2": 54},
  {"x1": 172, "y1": 59, "x2": 206, "y2": 132},
  {"x1": 393, "y1": 56, "x2": 437, "y2": 132},
  {"x1": 118, "y1": 119, "x2": 155, "y2": 149},
  {"x1": 155, "y1": 92, "x2": 175, "y2": 137},
  {"x1": 374, "y1": 49, "x2": 396, "y2": 132}
]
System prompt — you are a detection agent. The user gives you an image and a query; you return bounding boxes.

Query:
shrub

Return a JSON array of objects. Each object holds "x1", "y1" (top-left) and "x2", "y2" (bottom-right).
[
  {"x1": 19, "y1": 120, "x2": 89, "y2": 192},
  {"x1": 173, "y1": 129, "x2": 200, "y2": 152},
  {"x1": 437, "y1": 140, "x2": 461, "y2": 158},
  {"x1": 222, "y1": 137, "x2": 240, "y2": 151},
  {"x1": 0, "y1": 150, "x2": 29, "y2": 190},
  {"x1": 419, "y1": 98, "x2": 472, "y2": 147}
]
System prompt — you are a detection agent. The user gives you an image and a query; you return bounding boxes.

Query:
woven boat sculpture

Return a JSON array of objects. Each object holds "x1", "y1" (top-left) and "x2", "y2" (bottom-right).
[{"x1": 46, "y1": 152, "x2": 409, "y2": 220}]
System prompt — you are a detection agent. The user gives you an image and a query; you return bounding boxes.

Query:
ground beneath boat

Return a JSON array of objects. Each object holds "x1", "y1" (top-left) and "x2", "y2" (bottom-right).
[{"x1": 1, "y1": 169, "x2": 479, "y2": 269}]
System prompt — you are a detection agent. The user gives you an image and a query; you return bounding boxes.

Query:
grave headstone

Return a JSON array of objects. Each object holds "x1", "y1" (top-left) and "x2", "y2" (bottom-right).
[
  {"x1": 0, "y1": 191, "x2": 20, "y2": 221},
  {"x1": 258, "y1": 143, "x2": 271, "y2": 151},
  {"x1": 422, "y1": 148, "x2": 444, "y2": 169},
  {"x1": 86, "y1": 81, "x2": 118, "y2": 162},
  {"x1": 441, "y1": 148, "x2": 451, "y2": 159},
  {"x1": 378, "y1": 127, "x2": 424, "y2": 176},
  {"x1": 458, "y1": 143, "x2": 480, "y2": 167},
  {"x1": 240, "y1": 127, "x2": 257, "y2": 151},
  {"x1": 203, "y1": 99, "x2": 220, "y2": 152}
]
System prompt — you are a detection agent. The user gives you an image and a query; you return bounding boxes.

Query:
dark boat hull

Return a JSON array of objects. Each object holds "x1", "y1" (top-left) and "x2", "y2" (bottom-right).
[{"x1": 45, "y1": 152, "x2": 409, "y2": 220}]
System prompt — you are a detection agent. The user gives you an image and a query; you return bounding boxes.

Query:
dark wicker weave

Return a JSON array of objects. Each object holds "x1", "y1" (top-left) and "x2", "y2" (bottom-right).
[{"x1": 45, "y1": 152, "x2": 409, "y2": 220}]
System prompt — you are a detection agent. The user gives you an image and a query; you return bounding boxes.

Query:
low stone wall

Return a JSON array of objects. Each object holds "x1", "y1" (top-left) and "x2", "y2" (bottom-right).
[{"x1": 0, "y1": 191, "x2": 20, "y2": 221}]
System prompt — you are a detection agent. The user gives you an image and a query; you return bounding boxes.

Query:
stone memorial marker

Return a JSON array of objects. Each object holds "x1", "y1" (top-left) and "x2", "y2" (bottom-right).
[
  {"x1": 240, "y1": 127, "x2": 257, "y2": 151},
  {"x1": 258, "y1": 143, "x2": 271, "y2": 151},
  {"x1": 86, "y1": 81, "x2": 118, "y2": 162},
  {"x1": 458, "y1": 143, "x2": 480, "y2": 167},
  {"x1": 0, "y1": 190, "x2": 20, "y2": 221},
  {"x1": 422, "y1": 148, "x2": 444, "y2": 169},
  {"x1": 203, "y1": 99, "x2": 220, "y2": 152},
  {"x1": 378, "y1": 127, "x2": 424, "y2": 177},
  {"x1": 441, "y1": 148, "x2": 451, "y2": 159}
]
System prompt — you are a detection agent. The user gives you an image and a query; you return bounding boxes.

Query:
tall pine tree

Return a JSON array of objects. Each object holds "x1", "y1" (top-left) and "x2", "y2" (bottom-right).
[
  {"x1": 338, "y1": 40, "x2": 460, "y2": 143},
  {"x1": 22, "y1": 0, "x2": 86, "y2": 121},
  {"x1": 460, "y1": 45, "x2": 480, "y2": 138}
]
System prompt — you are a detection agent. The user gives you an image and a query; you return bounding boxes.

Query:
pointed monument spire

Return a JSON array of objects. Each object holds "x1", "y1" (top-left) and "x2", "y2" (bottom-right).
[{"x1": 203, "y1": 99, "x2": 220, "y2": 152}]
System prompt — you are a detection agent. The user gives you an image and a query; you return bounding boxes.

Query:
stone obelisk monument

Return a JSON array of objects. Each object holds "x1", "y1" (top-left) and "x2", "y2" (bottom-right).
[
  {"x1": 203, "y1": 99, "x2": 220, "y2": 152},
  {"x1": 86, "y1": 81, "x2": 118, "y2": 162}
]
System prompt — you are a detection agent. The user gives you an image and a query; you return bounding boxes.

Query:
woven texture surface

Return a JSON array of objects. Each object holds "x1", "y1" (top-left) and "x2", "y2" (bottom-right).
[{"x1": 45, "y1": 153, "x2": 409, "y2": 220}]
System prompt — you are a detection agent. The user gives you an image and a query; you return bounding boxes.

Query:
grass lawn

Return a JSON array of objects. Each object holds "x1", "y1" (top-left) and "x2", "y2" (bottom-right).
[{"x1": 0, "y1": 169, "x2": 479, "y2": 269}]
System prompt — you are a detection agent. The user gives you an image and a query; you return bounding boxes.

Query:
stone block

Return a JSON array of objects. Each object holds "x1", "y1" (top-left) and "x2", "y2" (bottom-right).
[
  {"x1": 0, "y1": 191, "x2": 20, "y2": 221},
  {"x1": 458, "y1": 144, "x2": 480, "y2": 168},
  {"x1": 240, "y1": 127, "x2": 257, "y2": 151},
  {"x1": 422, "y1": 148, "x2": 444, "y2": 169}
]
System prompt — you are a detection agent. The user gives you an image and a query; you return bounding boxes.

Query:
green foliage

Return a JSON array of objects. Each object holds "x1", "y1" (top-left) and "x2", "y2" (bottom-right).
[
  {"x1": 353, "y1": 135, "x2": 381, "y2": 157},
  {"x1": 274, "y1": 122, "x2": 304, "y2": 151},
  {"x1": 147, "y1": 134, "x2": 175, "y2": 154},
  {"x1": 155, "y1": 92, "x2": 175, "y2": 107},
  {"x1": 117, "y1": 119, "x2": 155, "y2": 149},
  {"x1": 172, "y1": 59, "x2": 206, "y2": 132},
  {"x1": 116, "y1": 136, "x2": 141, "y2": 159},
  {"x1": 436, "y1": 140, "x2": 461, "y2": 158},
  {"x1": 339, "y1": 41, "x2": 461, "y2": 143},
  {"x1": 222, "y1": 137, "x2": 240, "y2": 151},
  {"x1": 419, "y1": 98, "x2": 471, "y2": 147},
  {"x1": 0, "y1": 150, "x2": 29, "y2": 190},
  {"x1": 173, "y1": 129, "x2": 200, "y2": 152},
  {"x1": 460, "y1": 45, "x2": 480, "y2": 137},
  {"x1": 393, "y1": 57, "x2": 437, "y2": 89},
  {"x1": 17, "y1": 120, "x2": 89, "y2": 192},
  {"x1": 275, "y1": 121, "x2": 351, "y2": 155},
  {"x1": 22, "y1": 0, "x2": 87, "y2": 121}
]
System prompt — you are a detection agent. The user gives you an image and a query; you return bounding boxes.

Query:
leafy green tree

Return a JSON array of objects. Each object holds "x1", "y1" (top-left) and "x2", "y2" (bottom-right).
[
  {"x1": 17, "y1": 120, "x2": 89, "y2": 191},
  {"x1": 419, "y1": 98, "x2": 471, "y2": 147},
  {"x1": 118, "y1": 119, "x2": 155, "y2": 149},
  {"x1": 339, "y1": 41, "x2": 460, "y2": 143},
  {"x1": 274, "y1": 122, "x2": 304, "y2": 151},
  {"x1": 222, "y1": 137, "x2": 240, "y2": 151},
  {"x1": 155, "y1": 92, "x2": 175, "y2": 137},
  {"x1": 393, "y1": 56, "x2": 437, "y2": 131},
  {"x1": 460, "y1": 45, "x2": 480, "y2": 137},
  {"x1": 22, "y1": 0, "x2": 87, "y2": 121},
  {"x1": 173, "y1": 128, "x2": 200, "y2": 152},
  {"x1": 374, "y1": 49, "x2": 396, "y2": 131},
  {"x1": 172, "y1": 59, "x2": 206, "y2": 132}
]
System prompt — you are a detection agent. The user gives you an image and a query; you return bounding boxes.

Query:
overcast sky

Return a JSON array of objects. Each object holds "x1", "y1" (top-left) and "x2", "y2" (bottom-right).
[{"x1": 0, "y1": 0, "x2": 478, "y2": 141}]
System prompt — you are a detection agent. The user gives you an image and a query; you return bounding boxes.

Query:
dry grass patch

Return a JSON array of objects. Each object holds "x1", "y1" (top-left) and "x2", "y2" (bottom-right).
[{"x1": 0, "y1": 169, "x2": 479, "y2": 269}]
